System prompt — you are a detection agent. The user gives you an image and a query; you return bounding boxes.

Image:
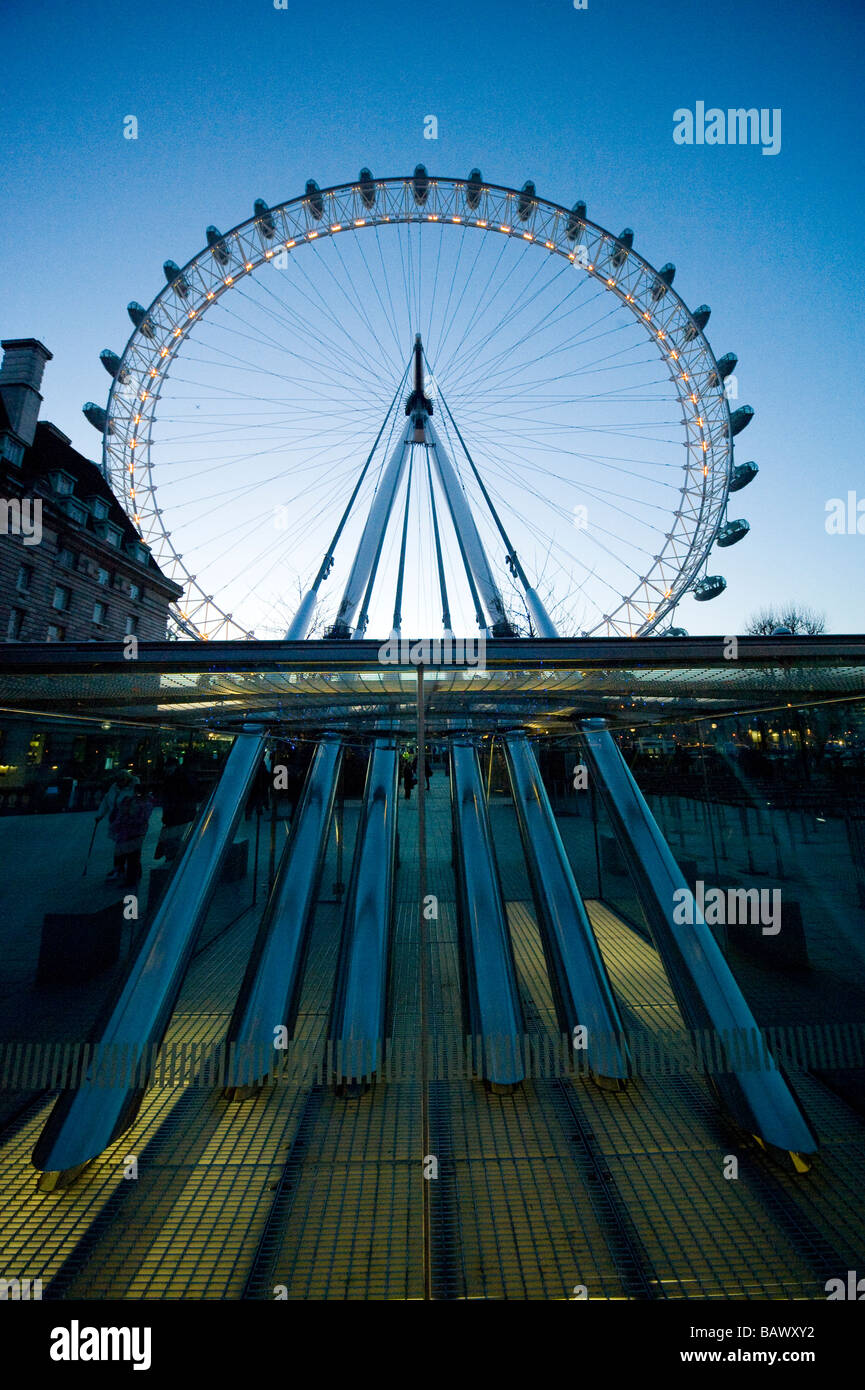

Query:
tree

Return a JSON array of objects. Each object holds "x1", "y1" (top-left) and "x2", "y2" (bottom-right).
[{"x1": 745, "y1": 603, "x2": 827, "y2": 636}]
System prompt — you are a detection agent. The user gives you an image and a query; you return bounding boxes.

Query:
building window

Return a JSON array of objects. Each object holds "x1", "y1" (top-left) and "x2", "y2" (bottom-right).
[
  {"x1": 7, "y1": 609, "x2": 24, "y2": 639},
  {"x1": 97, "y1": 566, "x2": 111, "y2": 586},
  {"x1": 64, "y1": 498, "x2": 88, "y2": 525},
  {"x1": 46, "y1": 624, "x2": 65, "y2": 642},
  {"x1": 52, "y1": 584, "x2": 71, "y2": 612},
  {"x1": 98, "y1": 521, "x2": 123, "y2": 548},
  {"x1": 57, "y1": 546, "x2": 77, "y2": 569},
  {"x1": 16, "y1": 565, "x2": 33, "y2": 593},
  {"x1": 51, "y1": 471, "x2": 75, "y2": 496},
  {"x1": 129, "y1": 582, "x2": 141, "y2": 601},
  {"x1": 93, "y1": 600, "x2": 107, "y2": 625},
  {"x1": 124, "y1": 615, "x2": 139, "y2": 635},
  {"x1": 90, "y1": 497, "x2": 110, "y2": 521}
]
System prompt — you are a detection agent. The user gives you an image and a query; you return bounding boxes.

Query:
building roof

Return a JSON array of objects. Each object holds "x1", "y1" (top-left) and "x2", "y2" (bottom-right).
[{"x1": 16, "y1": 421, "x2": 183, "y2": 595}]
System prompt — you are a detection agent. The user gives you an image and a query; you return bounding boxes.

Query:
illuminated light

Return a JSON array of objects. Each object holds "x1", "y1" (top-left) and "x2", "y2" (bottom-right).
[
  {"x1": 701, "y1": 441, "x2": 709, "y2": 452},
  {"x1": 670, "y1": 350, "x2": 679, "y2": 360},
  {"x1": 224, "y1": 275, "x2": 234, "y2": 284},
  {"x1": 657, "y1": 330, "x2": 666, "y2": 339},
  {"x1": 499, "y1": 224, "x2": 511, "y2": 233},
  {"x1": 690, "y1": 391, "x2": 698, "y2": 402},
  {"x1": 607, "y1": 277, "x2": 615, "y2": 286},
  {"x1": 681, "y1": 372, "x2": 690, "y2": 381},
  {"x1": 264, "y1": 249, "x2": 274, "y2": 258},
  {"x1": 545, "y1": 240, "x2": 554, "y2": 249},
  {"x1": 130, "y1": 439, "x2": 137, "y2": 448},
  {"x1": 188, "y1": 309, "x2": 196, "y2": 318},
  {"x1": 476, "y1": 219, "x2": 488, "y2": 227},
  {"x1": 307, "y1": 231, "x2": 318, "y2": 240},
  {"x1": 697, "y1": 417, "x2": 704, "y2": 427},
  {"x1": 206, "y1": 289, "x2": 215, "y2": 297},
  {"x1": 703, "y1": 464, "x2": 709, "y2": 475},
  {"x1": 626, "y1": 294, "x2": 634, "y2": 302},
  {"x1": 643, "y1": 310, "x2": 651, "y2": 319},
  {"x1": 453, "y1": 217, "x2": 464, "y2": 224},
  {"x1": 134, "y1": 414, "x2": 141, "y2": 424},
  {"x1": 150, "y1": 368, "x2": 158, "y2": 378},
  {"x1": 427, "y1": 214, "x2": 440, "y2": 221},
  {"x1": 330, "y1": 224, "x2": 342, "y2": 232},
  {"x1": 140, "y1": 391, "x2": 148, "y2": 401},
  {"x1": 134, "y1": 514, "x2": 140, "y2": 524},
  {"x1": 286, "y1": 239, "x2": 296, "y2": 248},
  {"x1": 244, "y1": 261, "x2": 253, "y2": 270},
  {"x1": 664, "y1": 589, "x2": 673, "y2": 598},
  {"x1": 354, "y1": 218, "x2": 367, "y2": 226},
  {"x1": 173, "y1": 327, "x2": 182, "y2": 338},
  {"x1": 523, "y1": 231, "x2": 533, "y2": 240},
  {"x1": 587, "y1": 264, "x2": 594, "y2": 271}
]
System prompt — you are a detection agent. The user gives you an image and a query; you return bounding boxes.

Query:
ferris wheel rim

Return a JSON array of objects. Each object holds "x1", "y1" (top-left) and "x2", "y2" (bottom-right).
[{"x1": 99, "y1": 174, "x2": 735, "y2": 641}]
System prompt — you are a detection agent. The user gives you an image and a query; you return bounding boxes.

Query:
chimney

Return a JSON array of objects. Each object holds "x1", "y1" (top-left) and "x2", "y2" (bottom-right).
[{"x1": 0, "y1": 339, "x2": 53, "y2": 451}]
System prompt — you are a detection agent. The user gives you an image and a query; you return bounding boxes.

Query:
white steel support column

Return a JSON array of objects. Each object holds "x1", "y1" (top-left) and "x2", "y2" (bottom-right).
[
  {"x1": 330, "y1": 423, "x2": 412, "y2": 637},
  {"x1": 426, "y1": 415, "x2": 512, "y2": 636}
]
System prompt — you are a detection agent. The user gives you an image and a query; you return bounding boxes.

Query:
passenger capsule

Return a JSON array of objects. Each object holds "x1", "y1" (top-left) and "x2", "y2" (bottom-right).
[
  {"x1": 611, "y1": 228, "x2": 634, "y2": 269},
  {"x1": 412, "y1": 164, "x2": 429, "y2": 206},
  {"x1": 651, "y1": 262, "x2": 676, "y2": 301},
  {"x1": 693, "y1": 575, "x2": 727, "y2": 601},
  {"x1": 716, "y1": 518, "x2": 750, "y2": 547},
  {"x1": 465, "y1": 168, "x2": 484, "y2": 211},
  {"x1": 163, "y1": 261, "x2": 190, "y2": 298},
  {"x1": 305, "y1": 180, "x2": 324, "y2": 220},
  {"x1": 127, "y1": 302, "x2": 155, "y2": 339},
  {"x1": 683, "y1": 303, "x2": 711, "y2": 340},
  {"x1": 729, "y1": 459, "x2": 758, "y2": 492},
  {"x1": 358, "y1": 168, "x2": 376, "y2": 209},
  {"x1": 99, "y1": 349, "x2": 127, "y2": 382},
  {"x1": 566, "y1": 200, "x2": 587, "y2": 240},
  {"x1": 709, "y1": 351, "x2": 737, "y2": 386},
  {"x1": 517, "y1": 180, "x2": 537, "y2": 222},
  {"x1": 83, "y1": 402, "x2": 111, "y2": 434},
  {"x1": 254, "y1": 200, "x2": 276, "y2": 238},
  {"x1": 729, "y1": 405, "x2": 754, "y2": 436},
  {"x1": 206, "y1": 226, "x2": 230, "y2": 266},
  {"x1": 667, "y1": 626, "x2": 689, "y2": 636}
]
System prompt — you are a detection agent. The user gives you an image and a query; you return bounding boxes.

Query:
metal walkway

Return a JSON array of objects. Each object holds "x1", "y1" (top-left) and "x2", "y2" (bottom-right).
[{"x1": 1, "y1": 776, "x2": 864, "y2": 1298}]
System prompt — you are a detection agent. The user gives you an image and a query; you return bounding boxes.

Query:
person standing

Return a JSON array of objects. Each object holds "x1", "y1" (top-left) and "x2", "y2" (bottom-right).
[
  {"x1": 156, "y1": 756, "x2": 199, "y2": 861},
  {"x1": 424, "y1": 754, "x2": 432, "y2": 792},
  {"x1": 401, "y1": 756, "x2": 416, "y2": 801}
]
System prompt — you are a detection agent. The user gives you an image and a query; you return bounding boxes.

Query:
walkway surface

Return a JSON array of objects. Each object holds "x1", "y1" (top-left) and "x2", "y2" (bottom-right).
[{"x1": 0, "y1": 775, "x2": 864, "y2": 1299}]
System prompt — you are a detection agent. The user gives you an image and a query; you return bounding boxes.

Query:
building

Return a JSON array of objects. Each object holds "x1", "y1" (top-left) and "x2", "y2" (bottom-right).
[{"x1": 0, "y1": 337, "x2": 183, "y2": 644}]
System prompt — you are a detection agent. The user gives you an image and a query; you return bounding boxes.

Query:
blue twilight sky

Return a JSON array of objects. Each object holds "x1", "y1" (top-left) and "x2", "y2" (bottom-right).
[{"x1": 2, "y1": 0, "x2": 864, "y2": 635}]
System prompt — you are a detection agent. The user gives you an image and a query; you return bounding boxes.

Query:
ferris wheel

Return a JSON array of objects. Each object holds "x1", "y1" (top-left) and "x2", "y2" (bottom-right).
[{"x1": 83, "y1": 170, "x2": 757, "y2": 641}]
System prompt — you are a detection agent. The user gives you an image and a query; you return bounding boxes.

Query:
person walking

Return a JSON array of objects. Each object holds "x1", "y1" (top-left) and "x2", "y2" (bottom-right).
[
  {"x1": 95, "y1": 770, "x2": 135, "y2": 881},
  {"x1": 109, "y1": 781, "x2": 155, "y2": 888},
  {"x1": 424, "y1": 754, "x2": 432, "y2": 792}
]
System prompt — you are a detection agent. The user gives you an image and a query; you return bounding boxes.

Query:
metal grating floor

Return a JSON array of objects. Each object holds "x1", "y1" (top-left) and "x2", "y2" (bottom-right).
[{"x1": 1, "y1": 781, "x2": 864, "y2": 1298}]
